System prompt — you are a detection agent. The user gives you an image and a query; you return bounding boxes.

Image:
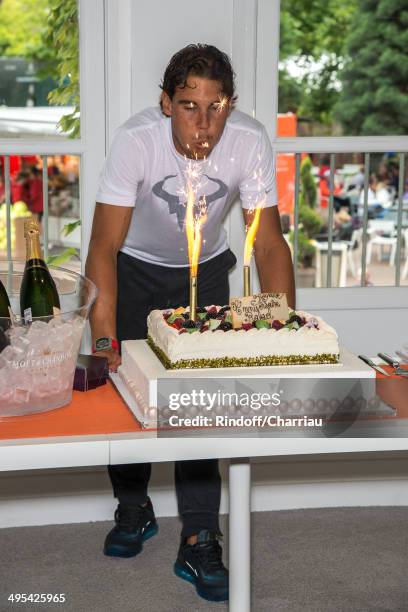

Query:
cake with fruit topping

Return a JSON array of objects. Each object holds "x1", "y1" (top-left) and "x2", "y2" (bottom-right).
[{"x1": 145, "y1": 305, "x2": 339, "y2": 369}]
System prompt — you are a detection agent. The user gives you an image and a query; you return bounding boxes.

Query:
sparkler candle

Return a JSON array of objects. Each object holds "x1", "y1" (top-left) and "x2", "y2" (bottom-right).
[
  {"x1": 185, "y1": 164, "x2": 207, "y2": 321},
  {"x1": 243, "y1": 205, "x2": 263, "y2": 297}
]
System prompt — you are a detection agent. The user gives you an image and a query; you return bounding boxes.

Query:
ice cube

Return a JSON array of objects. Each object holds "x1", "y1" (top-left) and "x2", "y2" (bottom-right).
[
  {"x1": 14, "y1": 368, "x2": 32, "y2": 391},
  {"x1": 12, "y1": 335, "x2": 31, "y2": 353},
  {"x1": 0, "y1": 328, "x2": 10, "y2": 352},
  {"x1": 8, "y1": 326, "x2": 26, "y2": 341},
  {"x1": 48, "y1": 316, "x2": 64, "y2": 329},
  {"x1": 30, "y1": 321, "x2": 49, "y2": 332},
  {"x1": 1, "y1": 346, "x2": 16, "y2": 363},
  {"x1": 11, "y1": 344, "x2": 25, "y2": 359},
  {"x1": 0, "y1": 386, "x2": 13, "y2": 404},
  {"x1": 14, "y1": 388, "x2": 30, "y2": 404},
  {"x1": 47, "y1": 377, "x2": 62, "y2": 395},
  {"x1": 32, "y1": 374, "x2": 50, "y2": 398}
]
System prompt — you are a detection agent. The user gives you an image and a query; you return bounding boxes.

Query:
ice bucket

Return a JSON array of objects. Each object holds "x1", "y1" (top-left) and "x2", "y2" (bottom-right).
[{"x1": 0, "y1": 261, "x2": 97, "y2": 417}]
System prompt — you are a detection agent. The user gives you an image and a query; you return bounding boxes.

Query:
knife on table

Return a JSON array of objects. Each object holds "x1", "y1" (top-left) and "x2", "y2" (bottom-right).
[
  {"x1": 377, "y1": 353, "x2": 408, "y2": 378},
  {"x1": 358, "y1": 355, "x2": 390, "y2": 376}
]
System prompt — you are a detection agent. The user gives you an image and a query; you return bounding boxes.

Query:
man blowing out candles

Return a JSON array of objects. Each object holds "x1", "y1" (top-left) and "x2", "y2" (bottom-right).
[{"x1": 85, "y1": 43, "x2": 294, "y2": 603}]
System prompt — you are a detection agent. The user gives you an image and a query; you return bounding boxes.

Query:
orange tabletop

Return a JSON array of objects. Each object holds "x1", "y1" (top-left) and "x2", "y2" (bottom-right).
[
  {"x1": 0, "y1": 381, "x2": 144, "y2": 441},
  {"x1": 376, "y1": 364, "x2": 408, "y2": 417},
  {"x1": 1, "y1": 366, "x2": 406, "y2": 442}
]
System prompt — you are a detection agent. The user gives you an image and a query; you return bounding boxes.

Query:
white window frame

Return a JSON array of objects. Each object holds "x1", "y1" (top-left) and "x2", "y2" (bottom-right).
[
  {"x1": 0, "y1": 0, "x2": 106, "y2": 273},
  {"x1": 245, "y1": 0, "x2": 408, "y2": 312}
]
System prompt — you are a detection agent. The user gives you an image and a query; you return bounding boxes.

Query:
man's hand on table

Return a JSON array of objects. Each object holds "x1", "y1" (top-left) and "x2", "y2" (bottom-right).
[{"x1": 93, "y1": 349, "x2": 121, "y2": 373}]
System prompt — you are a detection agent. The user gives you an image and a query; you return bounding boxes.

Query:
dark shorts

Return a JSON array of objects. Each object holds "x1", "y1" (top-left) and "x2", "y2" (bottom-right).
[{"x1": 116, "y1": 248, "x2": 237, "y2": 342}]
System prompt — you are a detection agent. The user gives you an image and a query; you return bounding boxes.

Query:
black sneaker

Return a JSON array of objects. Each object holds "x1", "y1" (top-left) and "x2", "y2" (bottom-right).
[
  {"x1": 174, "y1": 530, "x2": 229, "y2": 602},
  {"x1": 103, "y1": 497, "x2": 158, "y2": 558}
]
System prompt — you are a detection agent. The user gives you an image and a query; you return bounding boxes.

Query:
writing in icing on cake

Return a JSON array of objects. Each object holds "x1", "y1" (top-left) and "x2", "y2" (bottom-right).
[{"x1": 229, "y1": 292, "x2": 289, "y2": 328}]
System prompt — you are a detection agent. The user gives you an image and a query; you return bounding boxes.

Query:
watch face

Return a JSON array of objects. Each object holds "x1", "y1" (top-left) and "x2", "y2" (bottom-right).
[{"x1": 95, "y1": 337, "x2": 112, "y2": 351}]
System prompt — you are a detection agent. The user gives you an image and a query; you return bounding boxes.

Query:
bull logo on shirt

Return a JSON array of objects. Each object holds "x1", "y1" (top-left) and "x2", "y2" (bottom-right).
[{"x1": 152, "y1": 175, "x2": 228, "y2": 229}]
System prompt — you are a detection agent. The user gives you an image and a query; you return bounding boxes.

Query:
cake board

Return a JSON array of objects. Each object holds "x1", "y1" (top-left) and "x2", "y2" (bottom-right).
[
  {"x1": 111, "y1": 342, "x2": 378, "y2": 428},
  {"x1": 110, "y1": 371, "x2": 155, "y2": 429}
]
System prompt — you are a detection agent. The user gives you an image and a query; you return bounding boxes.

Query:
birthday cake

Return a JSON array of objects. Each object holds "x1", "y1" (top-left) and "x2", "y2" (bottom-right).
[{"x1": 144, "y1": 305, "x2": 339, "y2": 369}]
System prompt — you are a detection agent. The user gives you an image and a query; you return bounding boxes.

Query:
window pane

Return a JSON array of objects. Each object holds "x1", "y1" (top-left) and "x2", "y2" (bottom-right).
[
  {"x1": 278, "y1": 1, "x2": 408, "y2": 137},
  {"x1": 277, "y1": 152, "x2": 408, "y2": 287},
  {"x1": 0, "y1": 154, "x2": 81, "y2": 272},
  {"x1": 0, "y1": 0, "x2": 80, "y2": 139}
]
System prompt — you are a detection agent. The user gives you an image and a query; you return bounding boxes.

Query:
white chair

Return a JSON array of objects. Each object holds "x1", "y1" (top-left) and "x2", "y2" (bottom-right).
[
  {"x1": 343, "y1": 228, "x2": 363, "y2": 278},
  {"x1": 313, "y1": 241, "x2": 348, "y2": 287},
  {"x1": 366, "y1": 220, "x2": 397, "y2": 266},
  {"x1": 401, "y1": 228, "x2": 408, "y2": 280}
]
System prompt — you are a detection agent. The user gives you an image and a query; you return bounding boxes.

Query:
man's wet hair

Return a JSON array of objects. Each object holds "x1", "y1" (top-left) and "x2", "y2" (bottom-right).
[{"x1": 160, "y1": 44, "x2": 237, "y2": 110}]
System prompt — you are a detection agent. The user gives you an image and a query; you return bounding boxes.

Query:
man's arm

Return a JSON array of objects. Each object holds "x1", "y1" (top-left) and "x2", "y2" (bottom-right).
[
  {"x1": 85, "y1": 203, "x2": 133, "y2": 370},
  {"x1": 243, "y1": 206, "x2": 296, "y2": 309}
]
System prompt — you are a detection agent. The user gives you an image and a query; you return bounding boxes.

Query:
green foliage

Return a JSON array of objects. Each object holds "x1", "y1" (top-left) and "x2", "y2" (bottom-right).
[
  {"x1": 46, "y1": 220, "x2": 81, "y2": 266},
  {"x1": 42, "y1": 0, "x2": 80, "y2": 138},
  {"x1": 278, "y1": 70, "x2": 303, "y2": 115},
  {"x1": 280, "y1": 0, "x2": 357, "y2": 61},
  {"x1": 279, "y1": 0, "x2": 357, "y2": 129},
  {"x1": 299, "y1": 205, "x2": 322, "y2": 238},
  {"x1": 335, "y1": 0, "x2": 408, "y2": 135},
  {"x1": 290, "y1": 155, "x2": 322, "y2": 267},
  {"x1": 299, "y1": 156, "x2": 317, "y2": 209},
  {"x1": 46, "y1": 247, "x2": 78, "y2": 267},
  {"x1": 290, "y1": 228, "x2": 316, "y2": 266},
  {"x1": 0, "y1": 0, "x2": 51, "y2": 59},
  {"x1": 0, "y1": 0, "x2": 80, "y2": 138},
  {"x1": 61, "y1": 219, "x2": 81, "y2": 237}
]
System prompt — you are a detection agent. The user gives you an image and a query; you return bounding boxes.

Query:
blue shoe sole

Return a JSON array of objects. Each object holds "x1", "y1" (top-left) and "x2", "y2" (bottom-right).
[
  {"x1": 104, "y1": 523, "x2": 159, "y2": 558},
  {"x1": 174, "y1": 562, "x2": 229, "y2": 602}
]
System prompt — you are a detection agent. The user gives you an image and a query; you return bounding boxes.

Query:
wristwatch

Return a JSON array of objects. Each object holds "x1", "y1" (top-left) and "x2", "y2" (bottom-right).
[{"x1": 92, "y1": 337, "x2": 119, "y2": 353}]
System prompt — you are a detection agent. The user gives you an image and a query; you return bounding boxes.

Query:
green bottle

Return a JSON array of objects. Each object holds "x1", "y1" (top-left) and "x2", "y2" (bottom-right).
[
  {"x1": 0, "y1": 278, "x2": 12, "y2": 337},
  {"x1": 0, "y1": 278, "x2": 11, "y2": 319},
  {"x1": 20, "y1": 219, "x2": 60, "y2": 322}
]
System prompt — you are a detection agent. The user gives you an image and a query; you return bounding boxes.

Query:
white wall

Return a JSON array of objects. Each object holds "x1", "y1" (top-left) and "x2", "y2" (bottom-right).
[
  {"x1": 2, "y1": 454, "x2": 408, "y2": 528},
  {"x1": 130, "y1": 0, "x2": 234, "y2": 114}
]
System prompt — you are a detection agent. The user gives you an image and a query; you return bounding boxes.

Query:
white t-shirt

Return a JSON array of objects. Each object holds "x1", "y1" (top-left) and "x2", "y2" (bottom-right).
[{"x1": 96, "y1": 107, "x2": 277, "y2": 267}]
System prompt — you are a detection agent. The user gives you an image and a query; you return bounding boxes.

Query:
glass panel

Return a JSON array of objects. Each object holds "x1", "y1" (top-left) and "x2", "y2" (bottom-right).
[
  {"x1": 277, "y1": 152, "x2": 408, "y2": 287},
  {"x1": 278, "y1": 1, "x2": 408, "y2": 137},
  {"x1": 0, "y1": 0, "x2": 80, "y2": 139},
  {"x1": 0, "y1": 154, "x2": 81, "y2": 271}
]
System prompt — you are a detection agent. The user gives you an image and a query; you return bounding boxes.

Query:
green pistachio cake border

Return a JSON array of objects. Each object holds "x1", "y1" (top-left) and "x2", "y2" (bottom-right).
[{"x1": 147, "y1": 336, "x2": 339, "y2": 370}]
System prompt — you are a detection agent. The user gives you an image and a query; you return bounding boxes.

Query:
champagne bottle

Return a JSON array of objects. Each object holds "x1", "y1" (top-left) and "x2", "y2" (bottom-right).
[
  {"x1": 0, "y1": 278, "x2": 12, "y2": 340},
  {"x1": 20, "y1": 220, "x2": 60, "y2": 322},
  {"x1": 0, "y1": 278, "x2": 11, "y2": 319}
]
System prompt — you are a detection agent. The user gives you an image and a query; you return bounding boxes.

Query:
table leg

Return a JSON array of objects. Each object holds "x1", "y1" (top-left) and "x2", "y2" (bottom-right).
[{"x1": 229, "y1": 458, "x2": 251, "y2": 612}]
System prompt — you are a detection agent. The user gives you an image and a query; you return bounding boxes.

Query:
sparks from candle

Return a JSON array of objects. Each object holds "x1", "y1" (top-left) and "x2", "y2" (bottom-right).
[
  {"x1": 182, "y1": 160, "x2": 208, "y2": 277},
  {"x1": 214, "y1": 94, "x2": 229, "y2": 114}
]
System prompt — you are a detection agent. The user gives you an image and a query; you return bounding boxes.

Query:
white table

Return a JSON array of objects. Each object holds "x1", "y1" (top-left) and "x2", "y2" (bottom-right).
[{"x1": 1, "y1": 348, "x2": 407, "y2": 612}]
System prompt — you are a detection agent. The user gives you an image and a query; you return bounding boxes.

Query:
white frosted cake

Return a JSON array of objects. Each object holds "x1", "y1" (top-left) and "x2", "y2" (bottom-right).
[{"x1": 145, "y1": 305, "x2": 339, "y2": 369}]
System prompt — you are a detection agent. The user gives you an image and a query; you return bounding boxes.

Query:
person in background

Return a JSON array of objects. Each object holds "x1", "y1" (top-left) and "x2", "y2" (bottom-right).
[
  {"x1": 375, "y1": 163, "x2": 394, "y2": 208},
  {"x1": 320, "y1": 169, "x2": 351, "y2": 212},
  {"x1": 349, "y1": 165, "x2": 365, "y2": 191},
  {"x1": 388, "y1": 162, "x2": 400, "y2": 195},
  {"x1": 11, "y1": 171, "x2": 30, "y2": 204},
  {"x1": 358, "y1": 174, "x2": 390, "y2": 218},
  {"x1": 27, "y1": 166, "x2": 44, "y2": 222}
]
